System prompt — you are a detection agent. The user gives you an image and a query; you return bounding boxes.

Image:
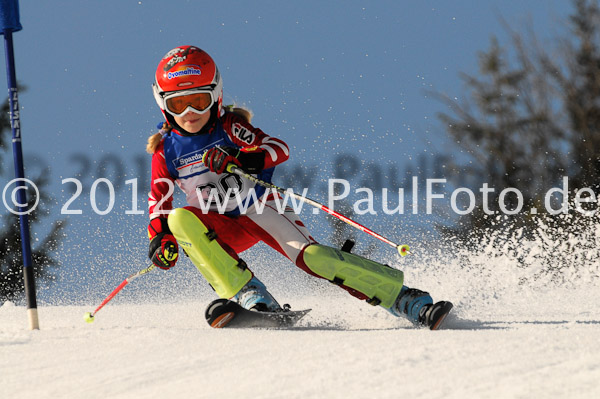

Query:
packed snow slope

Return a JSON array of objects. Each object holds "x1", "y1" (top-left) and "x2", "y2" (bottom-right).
[{"x1": 2, "y1": 228, "x2": 600, "y2": 399}]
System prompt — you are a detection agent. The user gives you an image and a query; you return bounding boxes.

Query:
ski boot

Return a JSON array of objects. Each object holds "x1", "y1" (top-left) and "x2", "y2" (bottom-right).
[
  {"x1": 389, "y1": 286, "x2": 453, "y2": 330},
  {"x1": 233, "y1": 276, "x2": 282, "y2": 312}
]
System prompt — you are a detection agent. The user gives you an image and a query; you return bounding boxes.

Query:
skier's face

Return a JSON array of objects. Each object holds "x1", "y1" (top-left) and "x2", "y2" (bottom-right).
[{"x1": 174, "y1": 110, "x2": 211, "y2": 133}]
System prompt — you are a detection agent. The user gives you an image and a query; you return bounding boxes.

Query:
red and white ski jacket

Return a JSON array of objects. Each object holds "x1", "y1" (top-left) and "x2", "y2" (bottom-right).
[{"x1": 148, "y1": 112, "x2": 289, "y2": 219}]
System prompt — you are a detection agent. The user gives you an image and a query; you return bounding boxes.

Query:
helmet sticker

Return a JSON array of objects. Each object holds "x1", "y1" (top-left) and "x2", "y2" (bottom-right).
[
  {"x1": 167, "y1": 65, "x2": 202, "y2": 79},
  {"x1": 163, "y1": 46, "x2": 196, "y2": 71},
  {"x1": 163, "y1": 47, "x2": 185, "y2": 59}
]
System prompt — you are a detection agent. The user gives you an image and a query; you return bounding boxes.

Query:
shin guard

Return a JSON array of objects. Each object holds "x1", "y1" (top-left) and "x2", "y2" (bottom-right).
[
  {"x1": 302, "y1": 244, "x2": 404, "y2": 308},
  {"x1": 167, "y1": 208, "x2": 252, "y2": 298}
]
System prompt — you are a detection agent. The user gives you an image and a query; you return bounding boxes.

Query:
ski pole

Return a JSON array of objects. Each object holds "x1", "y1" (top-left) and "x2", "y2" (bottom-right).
[
  {"x1": 83, "y1": 264, "x2": 156, "y2": 323},
  {"x1": 226, "y1": 164, "x2": 410, "y2": 256}
]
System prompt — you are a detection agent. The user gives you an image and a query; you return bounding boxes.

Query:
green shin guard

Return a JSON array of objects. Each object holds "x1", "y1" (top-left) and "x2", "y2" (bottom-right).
[
  {"x1": 167, "y1": 208, "x2": 252, "y2": 298},
  {"x1": 302, "y1": 244, "x2": 404, "y2": 309}
]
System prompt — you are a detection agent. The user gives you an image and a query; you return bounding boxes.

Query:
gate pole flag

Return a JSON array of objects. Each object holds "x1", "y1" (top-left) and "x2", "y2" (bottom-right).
[{"x1": 1, "y1": 0, "x2": 39, "y2": 330}]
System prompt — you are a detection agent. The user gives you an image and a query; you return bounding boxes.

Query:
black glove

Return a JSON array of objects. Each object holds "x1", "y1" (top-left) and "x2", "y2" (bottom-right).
[
  {"x1": 203, "y1": 146, "x2": 265, "y2": 174},
  {"x1": 148, "y1": 218, "x2": 178, "y2": 270}
]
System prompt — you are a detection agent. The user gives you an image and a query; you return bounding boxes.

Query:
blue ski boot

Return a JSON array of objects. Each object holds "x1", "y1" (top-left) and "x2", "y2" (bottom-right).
[
  {"x1": 233, "y1": 276, "x2": 282, "y2": 312},
  {"x1": 389, "y1": 286, "x2": 453, "y2": 330}
]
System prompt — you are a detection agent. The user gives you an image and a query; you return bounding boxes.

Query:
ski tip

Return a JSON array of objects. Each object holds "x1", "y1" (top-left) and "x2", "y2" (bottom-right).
[
  {"x1": 429, "y1": 302, "x2": 453, "y2": 331},
  {"x1": 210, "y1": 311, "x2": 236, "y2": 328},
  {"x1": 205, "y1": 298, "x2": 235, "y2": 328}
]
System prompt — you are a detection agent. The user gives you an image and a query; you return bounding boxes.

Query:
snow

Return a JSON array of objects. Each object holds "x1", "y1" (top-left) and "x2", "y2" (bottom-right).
[
  {"x1": 2, "y1": 218, "x2": 600, "y2": 398},
  {"x1": 2, "y1": 282, "x2": 599, "y2": 399}
]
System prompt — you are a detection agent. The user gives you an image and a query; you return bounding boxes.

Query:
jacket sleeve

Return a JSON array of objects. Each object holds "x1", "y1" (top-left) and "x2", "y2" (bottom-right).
[
  {"x1": 222, "y1": 112, "x2": 290, "y2": 169},
  {"x1": 148, "y1": 140, "x2": 176, "y2": 220}
]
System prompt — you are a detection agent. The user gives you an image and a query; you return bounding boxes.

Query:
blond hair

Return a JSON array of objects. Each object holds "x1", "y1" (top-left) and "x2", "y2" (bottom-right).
[
  {"x1": 146, "y1": 122, "x2": 172, "y2": 154},
  {"x1": 145, "y1": 106, "x2": 254, "y2": 154},
  {"x1": 224, "y1": 105, "x2": 253, "y2": 123}
]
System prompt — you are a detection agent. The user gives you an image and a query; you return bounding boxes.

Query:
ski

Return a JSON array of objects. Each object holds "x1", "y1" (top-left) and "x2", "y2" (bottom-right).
[
  {"x1": 205, "y1": 299, "x2": 311, "y2": 329},
  {"x1": 427, "y1": 301, "x2": 453, "y2": 331}
]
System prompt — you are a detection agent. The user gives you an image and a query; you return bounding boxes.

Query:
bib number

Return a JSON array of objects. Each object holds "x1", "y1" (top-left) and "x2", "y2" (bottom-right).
[{"x1": 196, "y1": 173, "x2": 244, "y2": 206}]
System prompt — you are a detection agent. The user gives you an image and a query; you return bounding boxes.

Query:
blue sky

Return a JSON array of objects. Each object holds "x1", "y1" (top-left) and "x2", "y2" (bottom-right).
[{"x1": 0, "y1": 1, "x2": 575, "y2": 301}]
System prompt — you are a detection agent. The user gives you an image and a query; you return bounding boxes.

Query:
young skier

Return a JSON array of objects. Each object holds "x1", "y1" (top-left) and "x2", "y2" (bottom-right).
[{"x1": 146, "y1": 45, "x2": 452, "y2": 330}]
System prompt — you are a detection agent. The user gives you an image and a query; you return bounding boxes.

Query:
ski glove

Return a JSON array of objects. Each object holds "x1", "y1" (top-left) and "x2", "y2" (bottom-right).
[
  {"x1": 148, "y1": 217, "x2": 178, "y2": 270},
  {"x1": 203, "y1": 146, "x2": 265, "y2": 175}
]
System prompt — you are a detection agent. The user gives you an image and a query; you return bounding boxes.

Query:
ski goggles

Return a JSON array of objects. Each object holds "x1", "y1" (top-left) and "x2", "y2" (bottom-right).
[{"x1": 160, "y1": 89, "x2": 215, "y2": 117}]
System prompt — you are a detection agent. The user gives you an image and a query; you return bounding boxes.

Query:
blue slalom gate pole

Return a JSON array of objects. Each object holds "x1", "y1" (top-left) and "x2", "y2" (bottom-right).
[{"x1": 1, "y1": 0, "x2": 39, "y2": 329}]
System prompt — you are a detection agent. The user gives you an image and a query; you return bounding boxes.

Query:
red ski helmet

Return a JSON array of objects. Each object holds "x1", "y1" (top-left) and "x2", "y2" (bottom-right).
[{"x1": 152, "y1": 46, "x2": 223, "y2": 131}]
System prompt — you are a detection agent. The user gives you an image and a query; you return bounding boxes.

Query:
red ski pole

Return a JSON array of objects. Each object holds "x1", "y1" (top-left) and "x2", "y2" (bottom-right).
[
  {"x1": 83, "y1": 264, "x2": 156, "y2": 323},
  {"x1": 226, "y1": 164, "x2": 410, "y2": 256}
]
